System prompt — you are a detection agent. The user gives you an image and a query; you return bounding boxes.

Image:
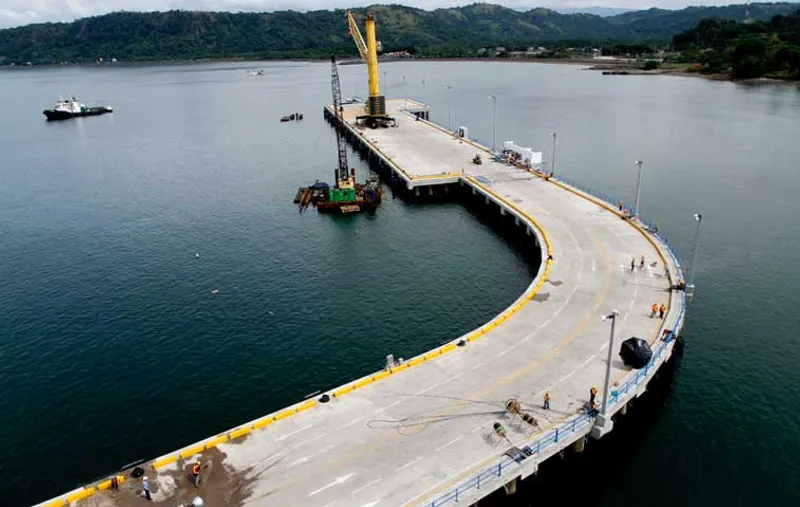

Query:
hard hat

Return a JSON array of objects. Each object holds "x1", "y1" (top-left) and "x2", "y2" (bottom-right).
[
  {"x1": 192, "y1": 497, "x2": 204, "y2": 507},
  {"x1": 143, "y1": 476, "x2": 148, "y2": 481}
]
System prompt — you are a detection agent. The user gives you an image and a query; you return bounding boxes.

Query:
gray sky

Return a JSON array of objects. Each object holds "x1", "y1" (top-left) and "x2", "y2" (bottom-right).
[{"x1": 0, "y1": 1, "x2": 759, "y2": 29}]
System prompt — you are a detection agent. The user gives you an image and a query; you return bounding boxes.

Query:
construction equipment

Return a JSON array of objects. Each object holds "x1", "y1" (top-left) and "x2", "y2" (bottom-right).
[
  {"x1": 329, "y1": 55, "x2": 356, "y2": 202},
  {"x1": 303, "y1": 55, "x2": 381, "y2": 214},
  {"x1": 346, "y1": 11, "x2": 395, "y2": 128}
]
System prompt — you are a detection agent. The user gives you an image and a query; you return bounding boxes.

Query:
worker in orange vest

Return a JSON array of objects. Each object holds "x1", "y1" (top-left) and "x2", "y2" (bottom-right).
[
  {"x1": 659, "y1": 304, "x2": 667, "y2": 319},
  {"x1": 589, "y1": 386, "x2": 598, "y2": 408},
  {"x1": 651, "y1": 303, "x2": 658, "y2": 318},
  {"x1": 543, "y1": 392, "x2": 551, "y2": 410},
  {"x1": 192, "y1": 460, "x2": 202, "y2": 487}
]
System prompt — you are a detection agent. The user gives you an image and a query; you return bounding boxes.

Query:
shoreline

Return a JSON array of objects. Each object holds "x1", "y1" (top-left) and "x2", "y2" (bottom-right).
[{"x1": 3, "y1": 56, "x2": 798, "y2": 87}]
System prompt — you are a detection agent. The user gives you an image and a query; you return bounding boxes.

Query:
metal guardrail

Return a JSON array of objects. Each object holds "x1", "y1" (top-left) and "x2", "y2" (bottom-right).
[
  {"x1": 426, "y1": 175, "x2": 687, "y2": 507},
  {"x1": 427, "y1": 295, "x2": 685, "y2": 507},
  {"x1": 392, "y1": 110, "x2": 689, "y2": 507}
]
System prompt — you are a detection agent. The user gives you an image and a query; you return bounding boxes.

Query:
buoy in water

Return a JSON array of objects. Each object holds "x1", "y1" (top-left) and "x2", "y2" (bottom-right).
[{"x1": 211, "y1": 289, "x2": 219, "y2": 294}]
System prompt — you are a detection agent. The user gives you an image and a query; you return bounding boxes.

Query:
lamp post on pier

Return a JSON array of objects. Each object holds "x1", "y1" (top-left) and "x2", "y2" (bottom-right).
[
  {"x1": 591, "y1": 308, "x2": 619, "y2": 439},
  {"x1": 402, "y1": 75, "x2": 407, "y2": 110},
  {"x1": 687, "y1": 213, "x2": 703, "y2": 298},
  {"x1": 550, "y1": 132, "x2": 557, "y2": 177},
  {"x1": 634, "y1": 160, "x2": 644, "y2": 218},
  {"x1": 445, "y1": 85, "x2": 454, "y2": 132},
  {"x1": 600, "y1": 309, "x2": 619, "y2": 417},
  {"x1": 488, "y1": 95, "x2": 497, "y2": 153}
]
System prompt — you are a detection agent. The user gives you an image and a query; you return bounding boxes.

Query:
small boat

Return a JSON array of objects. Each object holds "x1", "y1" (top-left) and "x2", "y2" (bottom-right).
[
  {"x1": 43, "y1": 98, "x2": 113, "y2": 121},
  {"x1": 280, "y1": 112, "x2": 304, "y2": 123}
]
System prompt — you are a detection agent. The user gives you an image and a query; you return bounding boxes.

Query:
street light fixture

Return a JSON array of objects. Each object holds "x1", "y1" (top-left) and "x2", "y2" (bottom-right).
[
  {"x1": 444, "y1": 85, "x2": 454, "y2": 132},
  {"x1": 551, "y1": 132, "x2": 557, "y2": 177},
  {"x1": 402, "y1": 75, "x2": 407, "y2": 110},
  {"x1": 600, "y1": 309, "x2": 619, "y2": 417},
  {"x1": 488, "y1": 95, "x2": 497, "y2": 153},
  {"x1": 634, "y1": 160, "x2": 644, "y2": 218},
  {"x1": 688, "y1": 213, "x2": 703, "y2": 296}
]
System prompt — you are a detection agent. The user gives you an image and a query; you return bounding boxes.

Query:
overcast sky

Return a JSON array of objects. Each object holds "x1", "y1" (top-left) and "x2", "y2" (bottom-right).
[{"x1": 0, "y1": 0, "x2": 760, "y2": 29}]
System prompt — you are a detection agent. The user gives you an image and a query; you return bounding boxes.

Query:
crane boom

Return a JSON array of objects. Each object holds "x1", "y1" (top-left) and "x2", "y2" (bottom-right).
[{"x1": 346, "y1": 11, "x2": 368, "y2": 62}]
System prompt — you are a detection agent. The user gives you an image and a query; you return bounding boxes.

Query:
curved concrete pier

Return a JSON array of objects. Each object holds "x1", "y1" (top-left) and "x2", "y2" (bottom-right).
[{"x1": 36, "y1": 100, "x2": 686, "y2": 507}]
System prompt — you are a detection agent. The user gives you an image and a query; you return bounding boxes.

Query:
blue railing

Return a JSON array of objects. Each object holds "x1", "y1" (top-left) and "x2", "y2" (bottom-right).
[
  {"x1": 405, "y1": 115, "x2": 689, "y2": 507},
  {"x1": 428, "y1": 233, "x2": 686, "y2": 507},
  {"x1": 428, "y1": 299, "x2": 685, "y2": 507}
]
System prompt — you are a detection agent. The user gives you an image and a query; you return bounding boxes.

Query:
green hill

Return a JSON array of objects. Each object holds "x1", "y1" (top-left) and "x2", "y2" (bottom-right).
[
  {"x1": 673, "y1": 9, "x2": 800, "y2": 79},
  {"x1": 1, "y1": 2, "x2": 799, "y2": 64}
]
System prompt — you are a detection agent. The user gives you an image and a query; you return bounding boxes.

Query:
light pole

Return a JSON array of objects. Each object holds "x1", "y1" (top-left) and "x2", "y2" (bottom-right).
[
  {"x1": 634, "y1": 160, "x2": 644, "y2": 218},
  {"x1": 445, "y1": 85, "x2": 454, "y2": 132},
  {"x1": 600, "y1": 309, "x2": 619, "y2": 416},
  {"x1": 488, "y1": 95, "x2": 497, "y2": 153},
  {"x1": 688, "y1": 213, "x2": 703, "y2": 290},
  {"x1": 402, "y1": 75, "x2": 407, "y2": 110},
  {"x1": 421, "y1": 79, "x2": 426, "y2": 106},
  {"x1": 383, "y1": 70, "x2": 388, "y2": 95},
  {"x1": 550, "y1": 132, "x2": 557, "y2": 177}
]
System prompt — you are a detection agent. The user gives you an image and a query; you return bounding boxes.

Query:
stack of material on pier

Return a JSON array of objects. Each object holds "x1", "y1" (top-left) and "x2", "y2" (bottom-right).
[
  {"x1": 502, "y1": 141, "x2": 542, "y2": 166},
  {"x1": 619, "y1": 337, "x2": 653, "y2": 369}
]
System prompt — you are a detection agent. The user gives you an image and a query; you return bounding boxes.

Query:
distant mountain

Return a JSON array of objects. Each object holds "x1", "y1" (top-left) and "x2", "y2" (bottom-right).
[
  {"x1": 1, "y1": 2, "x2": 799, "y2": 64},
  {"x1": 552, "y1": 7, "x2": 636, "y2": 17}
]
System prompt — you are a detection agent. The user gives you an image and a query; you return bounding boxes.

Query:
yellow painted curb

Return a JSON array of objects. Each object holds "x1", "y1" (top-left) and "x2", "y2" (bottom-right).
[
  {"x1": 153, "y1": 454, "x2": 177, "y2": 469},
  {"x1": 179, "y1": 444, "x2": 205, "y2": 459},
  {"x1": 229, "y1": 426, "x2": 252, "y2": 439},
  {"x1": 66, "y1": 488, "x2": 94, "y2": 503},
  {"x1": 205, "y1": 435, "x2": 229, "y2": 448},
  {"x1": 253, "y1": 416, "x2": 274, "y2": 430}
]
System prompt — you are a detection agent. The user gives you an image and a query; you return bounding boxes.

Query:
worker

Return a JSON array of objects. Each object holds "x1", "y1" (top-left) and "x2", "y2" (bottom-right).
[
  {"x1": 630, "y1": 257, "x2": 635, "y2": 272},
  {"x1": 589, "y1": 386, "x2": 597, "y2": 407},
  {"x1": 543, "y1": 392, "x2": 551, "y2": 410},
  {"x1": 651, "y1": 303, "x2": 658, "y2": 318},
  {"x1": 192, "y1": 461, "x2": 202, "y2": 487},
  {"x1": 639, "y1": 255, "x2": 645, "y2": 270},
  {"x1": 142, "y1": 476, "x2": 151, "y2": 501},
  {"x1": 659, "y1": 304, "x2": 667, "y2": 319}
]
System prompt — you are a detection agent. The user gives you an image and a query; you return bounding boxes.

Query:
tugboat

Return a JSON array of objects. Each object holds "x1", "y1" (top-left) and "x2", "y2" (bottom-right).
[{"x1": 43, "y1": 98, "x2": 113, "y2": 121}]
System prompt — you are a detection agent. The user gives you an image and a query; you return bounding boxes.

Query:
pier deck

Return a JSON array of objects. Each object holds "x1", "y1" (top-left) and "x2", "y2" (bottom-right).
[{"x1": 42, "y1": 100, "x2": 685, "y2": 507}]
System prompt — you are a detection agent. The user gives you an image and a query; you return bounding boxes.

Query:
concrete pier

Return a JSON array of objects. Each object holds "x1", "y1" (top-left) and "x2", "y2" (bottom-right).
[{"x1": 37, "y1": 99, "x2": 686, "y2": 507}]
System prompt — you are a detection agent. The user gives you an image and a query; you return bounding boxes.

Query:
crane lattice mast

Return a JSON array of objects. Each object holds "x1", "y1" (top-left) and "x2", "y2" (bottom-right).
[{"x1": 330, "y1": 55, "x2": 351, "y2": 186}]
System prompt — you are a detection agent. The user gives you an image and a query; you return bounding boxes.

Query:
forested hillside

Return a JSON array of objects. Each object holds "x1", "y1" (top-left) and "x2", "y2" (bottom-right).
[
  {"x1": 674, "y1": 9, "x2": 800, "y2": 78},
  {"x1": 1, "y1": 3, "x2": 799, "y2": 64}
]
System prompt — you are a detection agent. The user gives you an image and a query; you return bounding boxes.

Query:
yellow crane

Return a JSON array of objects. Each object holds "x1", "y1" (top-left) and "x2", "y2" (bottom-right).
[{"x1": 346, "y1": 11, "x2": 395, "y2": 128}]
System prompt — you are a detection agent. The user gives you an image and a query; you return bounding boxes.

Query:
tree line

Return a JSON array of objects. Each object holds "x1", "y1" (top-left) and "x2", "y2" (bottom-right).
[
  {"x1": 1, "y1": 3, "x2": 799, "y2": 65},
  {"x1": 673, "y1": 9, "x2": 800, "y2": 78}
]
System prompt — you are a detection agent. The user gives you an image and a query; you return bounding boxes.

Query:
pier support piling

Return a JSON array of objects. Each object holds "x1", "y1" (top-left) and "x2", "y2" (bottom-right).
[
  {"x1": 504, "y1": 477, "x2": 518, "y2": 495},
  {"x1": 573, "y1": 437, "x2": 586, "y2": 453},
  {"x1": 591, "y1": 413, "x2": 614, "y2": 439}
]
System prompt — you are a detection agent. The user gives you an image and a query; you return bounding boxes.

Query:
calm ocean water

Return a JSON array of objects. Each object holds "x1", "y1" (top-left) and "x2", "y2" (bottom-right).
[{"x1": 1, "y1": 61, "x2": 799, "y2": 505}]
